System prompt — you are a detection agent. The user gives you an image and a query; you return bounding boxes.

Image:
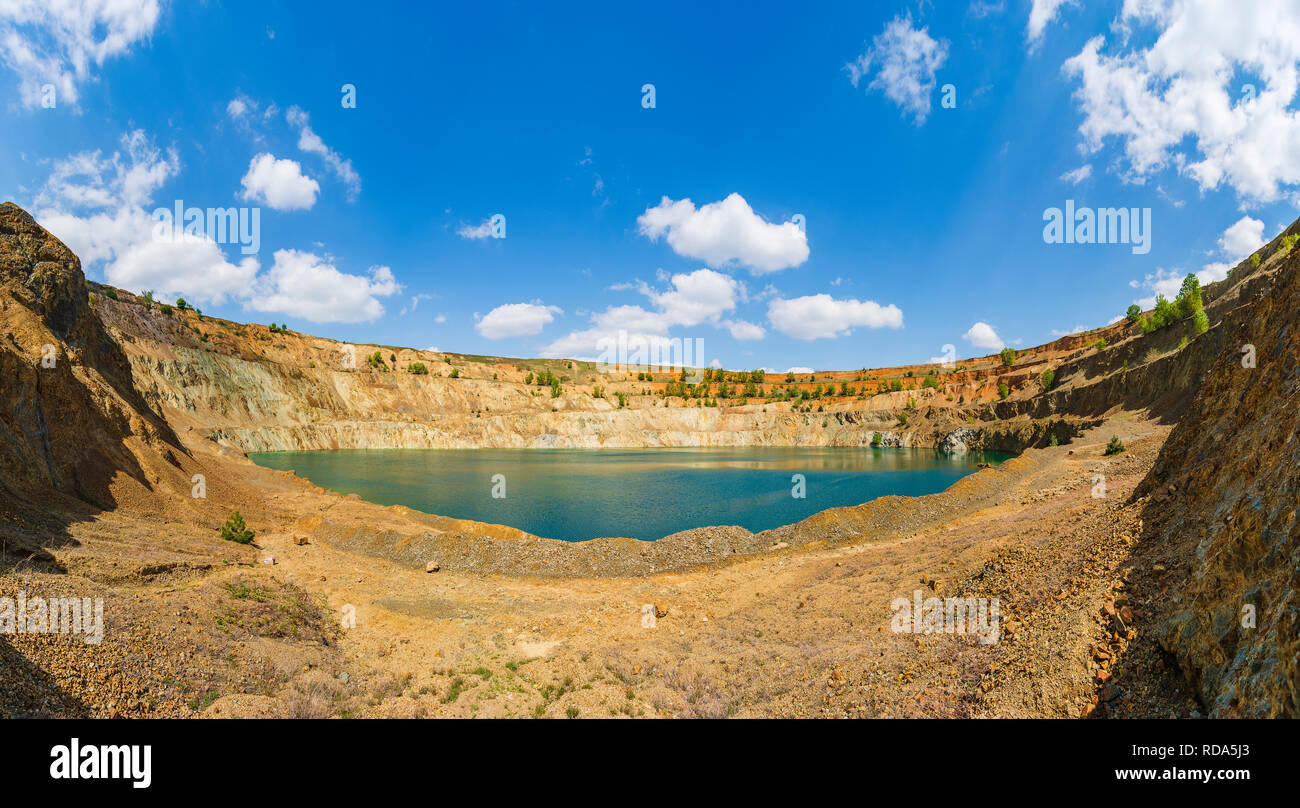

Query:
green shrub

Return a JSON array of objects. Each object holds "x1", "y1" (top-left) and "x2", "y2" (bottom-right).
[
  {"x1": 106, "y1": 288, "x2": 118, "y2": 300},
  {"x1": 220, "y1": 511, "x2": 255, "y2": 544},
  {"x1": 1125, "y1": 304, "x2": 1141, "y2": 323},
  {"x1": 1176, "y1": 274, "x2": 1203, "y2": 318},
  {"x1": 922, "y1": 376, "x2": 938, "y2": 389},
  {"x1": 1193, "y1": 309, "x2": 1209, "y2": 334},
  {"x1": 1104, "y1": 436, "x2": 1125, "y2": 456},
  {"x1": 897, "y1": 412, "x2": 908, "y2": 426},
  {"x1": 1048, "y1": 433, "x2": 1060, "y2": 447},
  {"x1": 407, "y1": 362, "x2": 428, "y2": 374},
  {"x1": 871, "y1": 432, "x2": 883, "y2": 447},
  {"x1": 159, "y1": 303, "x2": 173, "y2": 315},
  {"x1": 999, "y1": 347, "x2": 1016, "y2": 367},
  {"x1": 449, "y1": 368, "x2": 460, "y2": 378},
  {"x1": 998, "y1": 382, "x2": 1009, "y2": 400},
  {"x1": 1041, "y1": 368, "x2": 1055, "y2": 390}
]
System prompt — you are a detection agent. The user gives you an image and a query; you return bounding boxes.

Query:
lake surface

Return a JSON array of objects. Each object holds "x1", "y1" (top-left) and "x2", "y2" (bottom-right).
[{"x1": 248, "y1": 447, "x2": 1008, "y2": 542}]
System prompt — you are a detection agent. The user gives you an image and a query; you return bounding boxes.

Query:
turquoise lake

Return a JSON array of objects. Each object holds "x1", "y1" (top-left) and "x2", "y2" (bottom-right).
[{"x1": 248, "y1": 447, "x2": 1008, "y2": 542}]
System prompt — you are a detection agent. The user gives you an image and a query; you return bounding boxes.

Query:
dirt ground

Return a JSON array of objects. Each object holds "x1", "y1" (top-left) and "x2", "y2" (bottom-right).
[{"x1": 1, "y1": 412, "x2": 1200, "y2": 719}]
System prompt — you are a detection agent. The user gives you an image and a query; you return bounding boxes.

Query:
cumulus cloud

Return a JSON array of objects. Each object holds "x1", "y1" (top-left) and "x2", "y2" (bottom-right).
[
  {"x1": 963, "y1": 321, "x2": 1005, "y2": 350},
  {"x1": 34, "y1": 131, "x2": 400, "y2": 321},
  {"x1": 475, "y1": 302, "x2": 562, "y2": 339},
  {"x1": 33, "y1": 130, "x2": 260, "y2": 307},
  {"x1": 845, "y1": 14, "x2": 948, "y2": 125},
  {"x1": 286, "y1": 106, "x2": 361, "y2": 201},
  {"x1": 767, "y1": 294, "x2": 903, "y2": 340},
  {"x1": 247, "y1": 251, "x2": 400, "y2": 323},
  {"x1": 1027, "y1": 0, "x2": 1075, "y2": 50},
  {"x1": 1131, "y1": 215, "x2": 1265, "y2": 308},
  {"x1": 0, "y1": 0, "x2": 161, "y2": 108},
  {"x1": 541, "y1": 268, "x2": 743, "y2": 358},
  {"x1": 108, "y1": 235, "x2": 260, "y2": 305},
  {"x1": 724, "y1": 319, "x2": 766, "y2": 340},
  {"x1": 239, "y1": 153, "x2": 319, "y2": 211},
  {"x1": 637, "y1": 194, "x2": 808, "y2": 274},
  {"x1": 1064, "y1": 0, "x2": 1300, "y2": 204},
  {"x1": 1219, "y1": 215, "x2": 1265, "y2": 259}
]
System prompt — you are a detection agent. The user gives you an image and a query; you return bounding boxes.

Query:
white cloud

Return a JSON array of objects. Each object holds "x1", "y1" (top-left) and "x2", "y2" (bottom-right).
[
  {"x1": 226, "y1": 96, "x2": 249, "y2": 118},
  {"x1": 32, "y1": 131, "x2": 258, "y2": 307},
  {"x1": 786, "y1": 366, "x2": 815, "y2": 374},
  {"x1": 1027, "y1": 0, "x2": 1075, "y2": 50},
  {"x1": 1064, "y1": 0, "x2": 1300, "y2": 204},
  {"x1": 767, "y1": 294, "x2": 903, "y2": 340},
  {"x1": 400, "y1": 293, "x2": 435, "y2": 316},
  {"x1": 1060, "y1": 164, "x2": 1092, "y2": 184},
  {"x1": 286, "y1": 106, "x2": 361, "y2": 201},
  {"x1": 475, "y1": 302, "x2": 562, "y2": 339},
  {"x1": 637, "y1": 193, "x2": 808, "y2": 274},
  {"x1": 1130, "y1": 215, "x2": 1266, "y2": 308},
  {"x1": 247, "y1": 251, "x2": 400, "y2": 323},
  {"x1": 1050, "y1": 324, "x2": 1088, "y2": 337},
  {"x1": 1219, "y1": 215, "x2": 1265, "y2": 259},
  {"x1": 845, "y1": 14, "x2": 949, "y2": 125},
  {"x1": 108, "y1": 235, "x2": 260, "y2": 305},
  {"x1": 457, "y1": 219, "x2": 494, "y2": 240},
  {"x1": 541, "y1": 268, "x2": 743, "y2": 358},
  {"x1": 239, "y1": 153, "x2": 319, "y2": 211},
  {"x1": 963, "y1": 321, "x2": 1005, "y2": 350},
  {"x1": 0, "y1": 0, "x2": 161, "y2": 108},
  {"x1": 33, "y1": 130, "x2": 402, "y2": 318},
  {"x1": 725, "y1": 319, "x2": 766, "y2": 340}
]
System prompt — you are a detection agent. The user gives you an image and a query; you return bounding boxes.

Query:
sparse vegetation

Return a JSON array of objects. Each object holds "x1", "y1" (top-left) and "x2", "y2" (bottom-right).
[
  {"x1": 407, "y1": 362, "x2": 428, "y2": 374},
  {"x1": 998, "y1": 382, "x2": 1009, "y2": 400},
  {"x1": 1040, "y1": 368, "x2": 1055, "y2": 390},
  {"x1": 1104, "y1": 436, "x2": 1125, "y2": 456},
  {"x1": 220, "y1": 511, "x2": 255, "y2": 544}
]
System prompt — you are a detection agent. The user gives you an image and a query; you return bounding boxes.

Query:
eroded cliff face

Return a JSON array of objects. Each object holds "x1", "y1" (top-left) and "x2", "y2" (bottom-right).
[
  {"x1": 1136, "y1": 222, "x2": 1300, "y2": 718},
  {"x1": 89, "y1": 285, "x2": 1215, "y2": 457},
  {"x1": 0, "y1": 203, "x2": 184, "y2": 513}
]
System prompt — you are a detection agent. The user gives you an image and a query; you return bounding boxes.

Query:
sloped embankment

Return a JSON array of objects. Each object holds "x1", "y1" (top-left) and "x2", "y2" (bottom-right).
[{"x1": 1135, "y1": 224, "x2": 1300, "y2": 717}]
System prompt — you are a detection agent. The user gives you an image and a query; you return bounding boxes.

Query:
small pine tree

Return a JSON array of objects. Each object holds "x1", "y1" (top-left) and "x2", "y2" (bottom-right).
[
  {"x1": 220, "y1": 511, "x2": 255, "y2": 544},
  {"x1": 1104, "y1": 436, "x2": 1125, "y2": 456}
]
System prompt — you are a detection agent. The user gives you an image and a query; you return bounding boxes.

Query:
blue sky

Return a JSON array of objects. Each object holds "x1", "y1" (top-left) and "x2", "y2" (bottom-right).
[{"x1": 2, "y1": 0, "x2": 1297, "y2": 371}]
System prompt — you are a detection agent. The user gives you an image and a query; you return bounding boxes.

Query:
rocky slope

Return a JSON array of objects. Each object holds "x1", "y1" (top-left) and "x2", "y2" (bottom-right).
[{"x1": 1133, "y1": 220, "x2": 1300, "y2": 718}]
